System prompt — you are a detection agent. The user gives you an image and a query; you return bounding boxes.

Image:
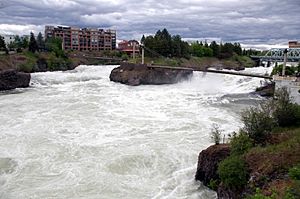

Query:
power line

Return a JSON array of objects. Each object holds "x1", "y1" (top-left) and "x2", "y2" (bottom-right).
[{"x1": 142, "y1": 46, "x2": 166, "y2": 59}]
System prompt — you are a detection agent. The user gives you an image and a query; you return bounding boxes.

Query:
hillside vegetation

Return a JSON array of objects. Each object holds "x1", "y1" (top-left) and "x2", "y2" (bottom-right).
[
  {"x1": 209, "y1": 88, "x2": 300, "y2": 198},
  {"x1": 132, "y1": 28, "x2": 257, "y2": 70},
  {"x1": 129, "y1": 55, "x2": 255, "y2": 71}
]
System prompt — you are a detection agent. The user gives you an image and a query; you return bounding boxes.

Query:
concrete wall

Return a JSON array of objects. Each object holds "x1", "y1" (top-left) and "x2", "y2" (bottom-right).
[{"x1": 274, "y1": 76, "x2": 300, "y2": 104}]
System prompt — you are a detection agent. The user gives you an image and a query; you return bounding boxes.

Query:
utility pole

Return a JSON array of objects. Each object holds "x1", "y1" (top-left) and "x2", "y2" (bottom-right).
[
  {"x1": 133, "y1": 42, "x2": 136, "y2": 63},
  {"x1": 282, "y1": 48, "x2": 288, "y2": 76},
  {"x1": 141, "y1": 44, "x2": 144, "y2": 64}
]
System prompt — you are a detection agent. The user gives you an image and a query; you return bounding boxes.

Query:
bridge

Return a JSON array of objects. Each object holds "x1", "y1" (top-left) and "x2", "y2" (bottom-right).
[
  {"x1": 148, "y1": 65, "x2": 272, "y2": 79},
  {"x1": 251, "y1": 48, "x2": 300, "y2": 62}
]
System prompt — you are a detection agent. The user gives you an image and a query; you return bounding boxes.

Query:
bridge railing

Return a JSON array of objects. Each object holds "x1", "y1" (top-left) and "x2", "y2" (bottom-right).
[{"x1": 262, "y1": 48, "x2": 300, "y2": 61}]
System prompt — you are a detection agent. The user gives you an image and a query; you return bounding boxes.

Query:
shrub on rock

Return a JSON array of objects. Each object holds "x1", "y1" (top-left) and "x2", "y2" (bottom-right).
[{"x1": 217, "y1": 155, "x2": 248, "y2": 189}]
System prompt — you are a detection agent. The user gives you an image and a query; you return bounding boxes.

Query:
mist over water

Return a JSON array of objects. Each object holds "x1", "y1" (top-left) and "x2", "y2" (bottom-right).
[{"x1": 0, "y1": 65, "x2": 272, "y2": 199}]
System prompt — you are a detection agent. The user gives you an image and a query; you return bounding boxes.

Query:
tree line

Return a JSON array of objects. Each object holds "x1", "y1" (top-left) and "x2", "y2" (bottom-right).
[
  {"x1": 141, "y1": 29, "x2": 190, "y2": 58},
  {"x1": 141, "y1": 29, "x2": 262, "y2": 59},
  {"x1": 0, "y1": 32, "x2": 64, "y2": 55}
]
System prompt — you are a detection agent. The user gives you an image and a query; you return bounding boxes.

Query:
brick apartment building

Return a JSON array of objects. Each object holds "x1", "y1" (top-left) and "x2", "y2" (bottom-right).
[
  {"x1": 288, "y1": 41, "x2": 300, "y2": 48},
  {"x1": 45, "y1": 26, "x2": 116, "y2": 51}
]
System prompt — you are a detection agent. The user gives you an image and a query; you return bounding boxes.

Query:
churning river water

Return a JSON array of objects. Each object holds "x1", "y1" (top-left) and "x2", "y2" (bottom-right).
[{"x1": 0, "y1": 65, "x2": 272, "y2": 199}]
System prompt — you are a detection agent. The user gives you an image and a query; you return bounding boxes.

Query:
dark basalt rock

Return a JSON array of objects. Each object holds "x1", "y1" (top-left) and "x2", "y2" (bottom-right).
[
  {"x1": 217, "y1": 185, "x2": 244, "y2": 199},
  {"x1": 253, "y1": 82, "x2": 275, "y2": 97},
  {"x1": 195, "y1": 144, "x2": 231, "y2": 186},
  {"x1": 195, "y1": 144, "x2": 248, "y2": 199},
  {"x1": 0, "y1": 69, "x2": 31, "y2": 91},
  {"x1": 109, "y1": 62, "x2": 193, "y2": 86}
]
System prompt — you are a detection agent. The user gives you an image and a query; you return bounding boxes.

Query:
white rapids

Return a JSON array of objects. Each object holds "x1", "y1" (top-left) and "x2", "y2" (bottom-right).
[{"x1": 0, "y1": 65, "x2": 272, "y2": 199}]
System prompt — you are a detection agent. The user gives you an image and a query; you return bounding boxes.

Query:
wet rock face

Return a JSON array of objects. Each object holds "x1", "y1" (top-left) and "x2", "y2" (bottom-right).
[
  {"x1": 195, "y1": 144, "x2": 231, "y2": 186},
  {"x1": 109, "y1": 62, "x2": 193, "y2": 86},
  {"x1": 253, "y1": 82, "x2": 275, "y2": 97},
  {"x1": 0, "y1": 69, "x2": 31, "y2": 91}
]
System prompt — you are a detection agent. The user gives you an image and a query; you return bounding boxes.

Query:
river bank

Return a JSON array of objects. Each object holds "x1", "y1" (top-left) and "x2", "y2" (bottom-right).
[
  {"x1": 0, "y1": 50, "x2": 122, "y2": 73},
  {"x1": 0, "y1": 50, "x2": 256, "y2": 73},
  {"x1": 195, "y1": 90, "x2": 300, "y2": 198},
  {"x1": 196, "y1": 127, "x2": 300, "y2": 199}
]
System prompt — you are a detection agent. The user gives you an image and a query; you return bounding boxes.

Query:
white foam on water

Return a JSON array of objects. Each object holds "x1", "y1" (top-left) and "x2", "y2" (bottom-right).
[{"x1": 0, "y1": 65, "x2": 270, "y2": 199}]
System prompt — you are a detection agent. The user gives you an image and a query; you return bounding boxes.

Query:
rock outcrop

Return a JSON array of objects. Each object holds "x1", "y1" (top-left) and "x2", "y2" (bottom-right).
[
  {"x1": 196, "y1": 144, "x2": 246, "y2": 199},
  {"x1": 109, "y1": 62, "x2": 193, "y2": 86},
  {"x1": 0, "y1": 69, "x2": 31, "y2": 91},
  {"x1": 253, "y1": 82, "x2": 275, "y2": 97},
  {"x1": 195, "y1": 144, "x2": 231, "y2": 185}
]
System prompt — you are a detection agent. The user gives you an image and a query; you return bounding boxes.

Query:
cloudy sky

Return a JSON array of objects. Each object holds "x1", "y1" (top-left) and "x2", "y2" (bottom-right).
[{"x1": 0, "y1": 0, "x2": 299, "y2": 48}]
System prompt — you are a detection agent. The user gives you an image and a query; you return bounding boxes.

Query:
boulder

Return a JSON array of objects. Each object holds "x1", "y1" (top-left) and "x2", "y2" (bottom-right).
[
  {"x1": 217, "y1": 185, "x2": 243, "y2": 199},
  {"x1": 109, "y1": 62, "x2": 193, "y2": 86},
  {"x1": 253, "y1": 82, "x2": 275, "y2": 97},
  {"x1": 0, "y1": 69, "x2": 31, "y2": 91},
  {"x1": 195, "y1": 144, "x2": 231, "y2": 186}
]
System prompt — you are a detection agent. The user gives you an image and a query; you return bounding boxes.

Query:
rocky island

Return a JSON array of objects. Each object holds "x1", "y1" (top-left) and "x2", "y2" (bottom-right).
[
  {"x1": 0, "y1": 69, "x2": 31, "y2": 91},
  {"x1": 109, "y1": 62, "x2": 193, "y2": 86}
]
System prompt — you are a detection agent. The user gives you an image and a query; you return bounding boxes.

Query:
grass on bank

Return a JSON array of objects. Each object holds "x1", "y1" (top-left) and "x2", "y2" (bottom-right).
[{"x1": 0, "y1": 50, "x2": 75, "y2": 72}]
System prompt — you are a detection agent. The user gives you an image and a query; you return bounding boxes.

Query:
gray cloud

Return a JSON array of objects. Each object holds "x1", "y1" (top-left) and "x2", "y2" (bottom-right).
[{"x1": 0, "y1": 0, "x2": 299, "y2": 46}]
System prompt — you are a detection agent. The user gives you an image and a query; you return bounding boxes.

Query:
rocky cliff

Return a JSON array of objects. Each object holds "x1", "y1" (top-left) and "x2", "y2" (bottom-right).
[
  {"x1": 0, "y1": 69, "x2": 31, "y2": 91},
  {"x1": 195, "y1": 144, "x2": 245, "y2": 199},
  {"x1": 109, "y1": 62, "x2": 193, "y2": 86},
  {"x1": 195, "y1": 144, "x2": 231, "y2": 185},
  {"x1": 195, "y1": 131, "x2": 300, "y2": 199}
]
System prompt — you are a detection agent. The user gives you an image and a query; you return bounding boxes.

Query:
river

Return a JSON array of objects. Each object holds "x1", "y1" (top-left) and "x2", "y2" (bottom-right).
[{"x1": 0, "y1": 65, "x2": 272, "y2": 199}]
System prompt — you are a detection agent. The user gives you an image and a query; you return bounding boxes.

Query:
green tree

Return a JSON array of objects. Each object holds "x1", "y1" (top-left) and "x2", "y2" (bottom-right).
[
  {"x1": 203, "y1": 47, "x2": 213, "y2": 57},
  {"x1": 217, "y1": 156, "x2": 248, "y2": 189},
  {"x1": 142, "y1": 29, "x2": 190, "y2": 58},
  {"x1": 180, "y1": 40, "x2": 191, "y2": 59},
  {"x1": 36, "y1": 32, "x2": 45, "y2": 52},
  {"x1": 21, "y1": 36, "x2": 29, "y2": 49},
  {"x1": 210, "y1": 124, "x2": 222, "y2": 145},
  {"x1": 172, "y1": 35, "x2": 182, "y2": 57},
  {"x1": 241, "y1": 102, "x2": 276, "y2": 145},
  {"x1": 191, "y1": 42, "x2": 213, "y2": 57},
  {"x1": 29, "y1": 32, "x2": 38, "y2": 53},
  {"x1": 0, "y1": 35, "x2": 7, "y2": 53},
  {"x1": 241, "y1": 88, "x2": 300, "y2": 145},
  {"x1": 7, "y1": 42, "x2": 15, "y2": 50},
  {"x1": 154, "y1": 28, "x2": 172, "y2": 57},
  {"x1": 141, "y1": 35, "x2": 145, "y2": 45},
  {"x1": 210, "y1": 41, "x2": 220, "y2": 57},
  {"x1": 219, "y1": 43, "x2": 234, "y2": 59},
  {"x1": 204, "y1": 41, "x2": 209, "y2": 48},
  {"x1": 6, "y1": 35, "x2": 24, "y2": 51},
  {"x1": 273, "y1": 87, "x2": 300, "y2": 127},
  {"x1": 143, "y1": 35, "x2": 156, "y2": 57},
  {"x1": 191, "y1": 42, "x2": 204, "y2": 57},
  {"x1": 271, "y1": 64, "x2": 296, "y2": 76},
  {"x1": 233, "y1": 42, "x2": 242, "y2": 55},
  {"x1": 45, "y1": 37, "x2": 65, "y2": 58},
  {"x1": 9, "y1": 35, "x2": 23, "y2": 51},
  {"x1": 230, "y1": 132, "x2": 253, "y2": 155}
]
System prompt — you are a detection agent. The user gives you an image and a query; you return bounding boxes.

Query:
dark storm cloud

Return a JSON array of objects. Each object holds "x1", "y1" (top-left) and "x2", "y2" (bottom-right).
[{"x1": 0, "y1": 0, "x2": 299, "y2": 45}]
